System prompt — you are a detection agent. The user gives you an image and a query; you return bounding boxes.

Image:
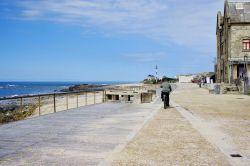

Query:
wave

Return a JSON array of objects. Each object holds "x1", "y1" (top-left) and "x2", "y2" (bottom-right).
[
  {"x1": 7, "y1": 84, "x2": 16, "y2": 87},
  {"x1": 9, "y1": 94, "x2": 19, "y2": 97},
  {"x1": 59, "y1": 86, "x2": 69, "y2": 89},
  {"x1": 3, "y1": 84, "x2": 18, "y2": 89}
]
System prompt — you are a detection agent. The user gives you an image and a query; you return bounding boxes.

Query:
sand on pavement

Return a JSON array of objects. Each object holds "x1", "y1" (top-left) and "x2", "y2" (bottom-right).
[
  {"x1": 107, "y1": 106, "x2": 230, "y2": 165},
  {"x1": 171, "y1": 83, "x2": 250, "y2": 163}
]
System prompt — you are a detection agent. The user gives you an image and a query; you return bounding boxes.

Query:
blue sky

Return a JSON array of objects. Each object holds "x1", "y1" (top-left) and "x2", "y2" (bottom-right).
[{"x1": 0, "y1": 0, "x2": 224, "y2": 82}]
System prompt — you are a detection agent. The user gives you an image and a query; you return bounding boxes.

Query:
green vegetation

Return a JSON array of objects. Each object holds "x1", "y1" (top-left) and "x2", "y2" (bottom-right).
[
  {"x1": 161, "y1": 76, "x2": 178, "y2": 83},
  {"x1": 0, "y1": 105, "x2": 36, "y2": 124},
  {"x1": 142, "y1": 75, "x2": 177, "y2": 84}
]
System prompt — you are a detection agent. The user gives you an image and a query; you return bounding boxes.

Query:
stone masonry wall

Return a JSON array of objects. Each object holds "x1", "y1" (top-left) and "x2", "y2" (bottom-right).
[{"x1": 230, "y1": 25, "x2": 250, "y2": 58}]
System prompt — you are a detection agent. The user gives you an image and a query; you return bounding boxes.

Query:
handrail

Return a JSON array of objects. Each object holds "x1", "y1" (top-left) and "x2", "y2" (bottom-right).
[
  {"x1": 0, "y1": 90, "x2": 104, "y2": 101},
  {"x1": 0, "y1": 90, "x2": 106, "y2": 122},
  {"x1": 0, "y1": 84, "x2": 159, "y2": 123}
]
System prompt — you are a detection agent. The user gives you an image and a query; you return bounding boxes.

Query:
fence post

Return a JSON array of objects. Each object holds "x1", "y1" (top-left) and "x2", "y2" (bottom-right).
[
  {"x1": 38, "y1": 96, "x2": 41, "y2": 116},
  {"x1": 102, "y1": 91, "x2": 105, "y2": 103},
  {"x1": 20, "y1": 97, "x2": 23, "y2": 112},
  {"x1": 20, "y1": 97, "x2": 23, "y2": 106},
  {"x1": 53, "y1": 94, "x2": 56, "y2": 113},
  {"x1": 66, "y1": 94, "x2": 68, "y2": 110},
  {"x1": 104, "y1": 90, "x2": 107, "y2": 102},
  {"x1": 76, "y1": 94, "x2": 79, "y2": 108},
  {"x1": 85, "y1": 92, "x2": 87, "y2": 105},
  {"x1": 94, "y1": 92, "x2": 96, "y2": 104}
]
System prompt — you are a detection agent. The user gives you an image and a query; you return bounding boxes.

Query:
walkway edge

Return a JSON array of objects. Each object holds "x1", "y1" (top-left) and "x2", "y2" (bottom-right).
[
  {"x1": 171, "y1": 100, "x2": 249, "y2": 166},
  {"x1": 99, "y1": 97, "x2": 162, "y2": 166}
]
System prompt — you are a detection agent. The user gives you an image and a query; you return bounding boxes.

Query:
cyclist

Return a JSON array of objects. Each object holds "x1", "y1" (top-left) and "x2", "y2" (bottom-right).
[{"x1": 160, "y1": 82, "x2": 172, "y2": 108}]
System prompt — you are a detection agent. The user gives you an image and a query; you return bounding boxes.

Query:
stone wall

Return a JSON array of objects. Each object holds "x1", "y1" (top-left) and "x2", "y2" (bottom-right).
[{"x1": 230, "y1": 25, "x2": 250, "y2": 58}]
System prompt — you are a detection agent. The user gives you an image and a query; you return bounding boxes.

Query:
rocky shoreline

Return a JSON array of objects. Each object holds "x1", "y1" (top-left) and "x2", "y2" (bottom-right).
[{"x1": 60, "y1": 84, "x2": 107, "y2": 92}]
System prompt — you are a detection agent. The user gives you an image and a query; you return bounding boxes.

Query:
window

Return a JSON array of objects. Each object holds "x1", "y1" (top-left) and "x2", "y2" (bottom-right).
[
  {"x1": 243, "y1": 39, "x2": 250, "y2": 51},
  {"x1": 236, "y1": 3, "x2": 244, "y2": 10},
  {"x1": 220, "y1": 44, "x2": 223, "y2": 55}
]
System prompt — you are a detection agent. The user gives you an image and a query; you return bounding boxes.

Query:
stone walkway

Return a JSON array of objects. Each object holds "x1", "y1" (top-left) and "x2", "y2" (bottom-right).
[
  {"x1": 0, "y1": 100, "x2": 162, "y2": 166},
  {"x1": 2, "y1": 83, "x2": 250, "y2": 166},
  {"x1": 107, "y1": 107, "x2": 230, "y2": 166},
  {"x1": 107, "y1": 83, "x2": 250, "y2": 166},
  {"x1": 171, "y1": 83, "x2": 250, "y2": 166}
]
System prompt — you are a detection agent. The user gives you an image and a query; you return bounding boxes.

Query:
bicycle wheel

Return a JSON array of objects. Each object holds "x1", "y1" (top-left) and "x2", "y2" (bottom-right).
[{"x1": 163, "y1": 95, "x2": 167, "y2": 109}]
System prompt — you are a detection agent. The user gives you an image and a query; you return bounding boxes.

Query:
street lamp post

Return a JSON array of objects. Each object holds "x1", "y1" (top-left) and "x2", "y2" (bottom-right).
[{"x1": 243, "y1": 55, "x2": 248, "y2": 95}]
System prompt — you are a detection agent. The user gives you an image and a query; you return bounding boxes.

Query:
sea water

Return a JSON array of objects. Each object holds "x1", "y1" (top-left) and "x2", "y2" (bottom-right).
[{"x1": 0, "y1": 81, "x2": 131, "y2": 98}]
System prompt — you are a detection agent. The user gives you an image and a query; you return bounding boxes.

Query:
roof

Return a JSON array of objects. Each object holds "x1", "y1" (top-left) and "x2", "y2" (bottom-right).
[{"x1": 227, "y1": 0, "x2": 250, "y2": 23}]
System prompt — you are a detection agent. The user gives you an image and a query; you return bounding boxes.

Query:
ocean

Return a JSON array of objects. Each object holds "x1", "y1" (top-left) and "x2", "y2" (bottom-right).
[{"x1": 0, "y1": 81, "x2": 131, "y2": 98}]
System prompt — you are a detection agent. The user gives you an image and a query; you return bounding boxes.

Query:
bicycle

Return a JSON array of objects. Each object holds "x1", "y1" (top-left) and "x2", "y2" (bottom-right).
[{"x1": 162, "y1": 93, "x2": 169, "y2": 109}]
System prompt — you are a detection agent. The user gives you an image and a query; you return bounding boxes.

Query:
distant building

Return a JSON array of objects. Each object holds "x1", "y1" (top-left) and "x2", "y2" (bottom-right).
[
  {"x1": 147, "y1": 75, "x2": 155, "y2": 80},
  {"x1": 178, "y1": 75, "x2": 196, "y2": 83},
  {"x1": 216, "y1": 0, "x2": 250, "y2": 84}
]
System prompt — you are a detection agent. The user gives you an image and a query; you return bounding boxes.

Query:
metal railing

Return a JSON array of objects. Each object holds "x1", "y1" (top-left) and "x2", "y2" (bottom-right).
[
  {"x1": 0, "y1": 90, "x2": 106, "y2": 117},
  {"x1": 0, "y1": 84, "x2": 160, "y2": 122}
]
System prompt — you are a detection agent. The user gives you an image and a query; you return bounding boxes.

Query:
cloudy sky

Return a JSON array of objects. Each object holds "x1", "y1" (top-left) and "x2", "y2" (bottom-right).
[{"x1": 0, "y1": 0, "x2": 224, "y2": 82}]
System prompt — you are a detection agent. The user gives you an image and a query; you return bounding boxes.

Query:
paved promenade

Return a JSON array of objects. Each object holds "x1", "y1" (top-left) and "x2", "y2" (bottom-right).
[
  {"x1": 1, "y1": 83, "x2": 250, "y2": 166},
  {"x1": 0, "y1": 99, "x2": 162, "y2": 165},
  {"x1": 108, "y1": 83, "x2": 250, "y2": 166}
]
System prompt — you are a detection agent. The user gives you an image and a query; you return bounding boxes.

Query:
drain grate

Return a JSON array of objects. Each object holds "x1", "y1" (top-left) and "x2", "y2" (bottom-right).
[
  {"x1": 230, "y1": 154, "x2": 242, "y2": 158},
  {"x1": 236, "y1": 98, "x2": 244, "y2": 100}
]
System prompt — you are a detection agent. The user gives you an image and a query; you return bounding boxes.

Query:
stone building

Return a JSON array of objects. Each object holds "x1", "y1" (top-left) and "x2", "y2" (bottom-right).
[
  {"x1": 216, "y1": 0, "x2": 250, "y2": 84},
  {"x1": 178, "y1": 75, "x2": 196, "y2": 83}
]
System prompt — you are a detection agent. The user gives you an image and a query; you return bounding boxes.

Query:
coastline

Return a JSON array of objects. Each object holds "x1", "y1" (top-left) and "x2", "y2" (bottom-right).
[
  {"x1": 32, "y1": 82, "x2": 144, "y2": 117},
  {"x1": 0, "y1": 81, "x2": 134, "y2": 98},
  {"x1": 0, "y1": 82, "x2": 142, "y2": 124}
]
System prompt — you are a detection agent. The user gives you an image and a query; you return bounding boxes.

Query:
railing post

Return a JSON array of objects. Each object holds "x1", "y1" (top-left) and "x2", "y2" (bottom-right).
[
  {"x1": 53, "y1": 94, "x2": 56, "y2": 113},
  {"x1": 76, "y1": 94, "x2": 79, "y2": 108},
  {"x1": 20, "y1": 97, "x2": 23, "y2": 112},
  {"x1": 104, "y1": 90, "x2": 107, "y2": 103},
  {"x1": 94, "y1": 92, "x2": 96, "y2": 104},
  {"x1": 38, "y1": 96, "x2": 41, "y2": 116},
  {"x1": 20, "y1": 97, "x2": 23, "y2": 106},
  {"x1": 102, "y1": 91, "x2": 105, "y2": 103},
  {"x1": 66, "y1": 94, "x2": 68, "y2": 110},
  {"x1": 85, "y1": 92, "x2": 87, "y2": 105}
]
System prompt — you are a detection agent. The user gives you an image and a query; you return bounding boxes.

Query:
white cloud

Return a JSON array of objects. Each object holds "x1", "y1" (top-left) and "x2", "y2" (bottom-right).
[
  {"x1": 22, "y1": 10, "x2": 41, "y2": 17},
  {"x1": 124, "y1": 52, "x2": 166, "y2": 62},
  {"x1": 16, "y1": 0, "x2": 223, "y2": 54}
]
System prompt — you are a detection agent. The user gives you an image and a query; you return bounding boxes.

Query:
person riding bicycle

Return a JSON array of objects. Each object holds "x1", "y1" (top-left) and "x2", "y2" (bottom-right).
[{"x1": 160, "y1": 82, "x2": 172, "y2": 108}]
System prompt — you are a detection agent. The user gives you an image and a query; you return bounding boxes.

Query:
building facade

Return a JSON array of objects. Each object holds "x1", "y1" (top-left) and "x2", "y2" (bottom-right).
[
  {"x1": 178, "y1": 75, "x2": 196, "y2": 83},
  {"x1": 216, "y1": 0, "x2": 250, "y2": 84}
]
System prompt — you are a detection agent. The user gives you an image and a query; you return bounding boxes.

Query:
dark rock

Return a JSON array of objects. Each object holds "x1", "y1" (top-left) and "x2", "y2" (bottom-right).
[{"x1": 61, "y1": 84, "x2": 106, "y2": 92}]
